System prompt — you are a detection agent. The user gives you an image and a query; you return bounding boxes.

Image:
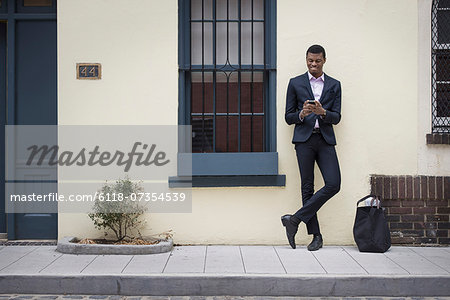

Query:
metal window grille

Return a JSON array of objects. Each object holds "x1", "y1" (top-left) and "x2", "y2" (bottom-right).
[
  {"x1": 432, "y1": 0, "x2": 450, "y2": 133},
  {"x1": 185, "y1": 0, "x2": 269, "y2": 153}
]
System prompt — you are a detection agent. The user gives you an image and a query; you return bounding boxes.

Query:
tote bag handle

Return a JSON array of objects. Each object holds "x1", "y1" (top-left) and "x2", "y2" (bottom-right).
[{"x1": 356, "y1": 195, "x2": 381, "y2": 209}]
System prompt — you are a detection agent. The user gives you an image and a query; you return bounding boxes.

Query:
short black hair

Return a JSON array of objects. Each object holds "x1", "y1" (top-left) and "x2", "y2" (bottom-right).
[{"x1": 306, "y1": 45, "x2": 326, "y2": 59}]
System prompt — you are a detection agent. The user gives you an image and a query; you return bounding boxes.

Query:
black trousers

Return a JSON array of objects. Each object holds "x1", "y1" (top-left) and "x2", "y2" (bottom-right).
[{"x1": 293, "y1": 132, "x2": 341, "y2": 235}]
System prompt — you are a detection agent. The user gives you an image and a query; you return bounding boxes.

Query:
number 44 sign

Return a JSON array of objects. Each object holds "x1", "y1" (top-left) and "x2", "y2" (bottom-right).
[{"x1": 76, "y1": 63, "x2": 102, "y2": 80}]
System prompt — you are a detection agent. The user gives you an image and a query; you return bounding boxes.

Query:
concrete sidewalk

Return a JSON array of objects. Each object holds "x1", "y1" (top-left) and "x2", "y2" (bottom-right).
[{"x1": 0, "y1": 245, "x2": 449, "y2": 297}]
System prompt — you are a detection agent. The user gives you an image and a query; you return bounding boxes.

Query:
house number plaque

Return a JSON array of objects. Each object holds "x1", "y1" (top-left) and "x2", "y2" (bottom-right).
[{"x1": 77, "y1": 63, "x2": 101, "y2": 80}]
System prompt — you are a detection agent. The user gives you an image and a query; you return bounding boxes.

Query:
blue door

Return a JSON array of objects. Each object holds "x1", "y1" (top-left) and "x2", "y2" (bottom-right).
[
  {"x1": 1, "y1": 0, "x2": 57, "y2": 240},
  {"x1": 0, "y1": 22, "x2": 6, "y2": 237}
]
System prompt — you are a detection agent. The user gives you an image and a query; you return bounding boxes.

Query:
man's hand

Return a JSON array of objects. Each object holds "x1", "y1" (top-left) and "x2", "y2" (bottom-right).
[
  {"x1": 309, "y1": 100, "x2": 326, "y2": 116},
  {"x1": 299, "y1": 101, "x2": 314, "y2": 119}
]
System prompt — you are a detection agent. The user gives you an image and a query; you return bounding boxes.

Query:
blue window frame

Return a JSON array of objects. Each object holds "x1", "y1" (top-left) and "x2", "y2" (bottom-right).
[{"x1": 178, "y1": 0, "x2": 283, "y2": 185}]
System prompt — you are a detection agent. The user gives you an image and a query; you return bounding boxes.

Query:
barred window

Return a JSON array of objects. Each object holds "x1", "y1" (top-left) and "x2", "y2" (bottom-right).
[
  {"x1": 432, "y1": 0, "x2": 450, "y2": 133},
  {"x1": 180, "y1": 0, "x2": 276, "y2": 153},
  {"x1": 179, "y1": 0, "x2": 278, "y2": 178}
]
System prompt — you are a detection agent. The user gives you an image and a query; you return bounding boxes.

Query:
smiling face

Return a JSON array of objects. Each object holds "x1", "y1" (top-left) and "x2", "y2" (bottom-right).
[{"x1": 306, "y1": 52, "x2": 326, "y2": 78}]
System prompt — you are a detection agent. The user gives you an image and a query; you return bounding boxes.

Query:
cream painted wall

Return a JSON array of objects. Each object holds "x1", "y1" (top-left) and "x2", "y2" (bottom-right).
[
  {"x1": 58, "y1": 0, "x2": 423, "y2": 245},
  {"x1": 417, "y1": 0, "x2": 450, "y2": 175},
  {"x1": 58, "y1": 0, "x2": 178, "y2": 125}
]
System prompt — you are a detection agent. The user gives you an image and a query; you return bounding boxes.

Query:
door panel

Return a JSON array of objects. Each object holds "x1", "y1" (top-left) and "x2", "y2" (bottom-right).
[
  {"x1": 14, "y1": 20, "x2": 57, "y2": 239},
  {"x1": 0, "y1": 22, "x2": 6, "y2": 235},
  {"x1": 16, "y1": 20, "x2": 57, "y2": 125}
]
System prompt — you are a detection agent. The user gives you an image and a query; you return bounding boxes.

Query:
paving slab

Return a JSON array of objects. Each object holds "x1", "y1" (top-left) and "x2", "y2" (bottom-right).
[
  {"x1": 240, "y1": 246, "x2": 285, "y2": 274},
  {"x1": 39, "y1": 254, "x2": 97, "y2": 275},
  {"x1": 384, "y1": 247, "x2": 448, "y2": 275},
  {"x1": 163, "y1": 246, "x2": 206, "y2": 273},
  {"x1": 0, "y1": 246, "x2": 38, "y2": 271},
  {"x1": 0, "y1": 247, "x2": 61, "y2": 274},
  {"x1": 311, "y1": 247, "x2": 367, "y2": 274},
  {"x1": 81, "y1": 255, "x2": 133, "y2": 274},
  {"x1": 408, "y1": 247, "x2": 450, "y2": 273},
  {"x1": 343, "y1": 247, "x2": 408, "y2": 275},
  {"x1": 204, "y1": 246, "x2": 244, "y2": 273},
  {"x1": 274, "y1": 246, "x2": 326, "y2": 274},
  {"x1": 122, "y1": 252, "x2": 171, "y2": 274}
]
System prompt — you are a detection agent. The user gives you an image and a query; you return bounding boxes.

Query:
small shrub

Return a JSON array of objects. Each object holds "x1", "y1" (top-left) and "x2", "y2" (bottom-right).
[{"x1": 88, "y1": 178, "x2": 147, "y2": 242}]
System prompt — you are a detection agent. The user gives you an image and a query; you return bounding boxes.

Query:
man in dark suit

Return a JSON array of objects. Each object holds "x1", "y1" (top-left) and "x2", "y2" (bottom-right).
[{"x1": 281, "y1": 45, "x2": 341, "y2": 251}]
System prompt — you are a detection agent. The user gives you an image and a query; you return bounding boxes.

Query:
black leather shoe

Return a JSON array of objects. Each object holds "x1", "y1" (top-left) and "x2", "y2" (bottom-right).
[
  {"x1": 307, "y1": 234, "x2": 323, "y2": 251},
  {"x1": 281, "y1": 214, "x2": 300, "y2": 249}
]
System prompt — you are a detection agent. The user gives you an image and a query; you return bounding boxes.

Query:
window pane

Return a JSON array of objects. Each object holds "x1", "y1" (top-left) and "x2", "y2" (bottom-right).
[
  {"x1": 216, "y1": 71, "x2": 239, "y2": 114},
  {"x1": 438, "y1": 0, "x2": 450, "y2": 8},
  {"x1": 192, "y1": 117, "x2": 214, "y2": 153},
  {"x1": 191, "y1": 72, "x2": 214, "y2": 114},
  {"x1": 216, "y1": 116, "x2": 238, "y2": 152},
  {"x1": 436, "y1": 50, "x2": 450, "y2": 81},
  {"x1": 437, "y1": 83, "x2": 450, "y2": 117},
  {"x1": 241, "y1": 72, "x2": 263, "y2": 114},
  {"x1": 437, "y1": 10, "x2": 450, "y2": 44},
  {"x1": 253, "y1": 0, "x2": 264, "y2": 19},
  {"x1": 216, "y1": 0, "x2": 227, "y2": 19},
  {"x1": 241, "y1": 22, "x2": 264, "y2": 65},
  {"x1": 216, "y1": 22, "x2": 238, "y2": 66},
  {"x1": 191, "y1": 22, "x2": 213, "y2": 65},
  {"x1": 217, "y1": 0, "x2": 238, "y2": 20},
  {"x1": 228, "y1": 72, "x2": 239, "y2": 113},
  {"x1": 191, "y1": 0, "x2": 213, "y2": 20},
  {"x1": 241, "y1": 0, "x2": 264, "y2": 20},
  {"x1": 23, "y1": 0, "x2": 52, "y2": 7},
  {"x1": 241, "y1": 116, "x2": 264, "y2": 152}
]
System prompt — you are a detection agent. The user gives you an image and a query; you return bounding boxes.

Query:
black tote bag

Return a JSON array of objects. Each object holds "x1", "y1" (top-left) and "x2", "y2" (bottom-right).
[{"x1": 353, "y1": 195, "x2": 391, "y2": 253}]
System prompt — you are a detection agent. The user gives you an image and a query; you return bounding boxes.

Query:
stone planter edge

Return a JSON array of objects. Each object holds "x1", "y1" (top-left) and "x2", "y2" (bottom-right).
[{"x1": 56, "y1": 236, "x2": 173, "y2": 255}]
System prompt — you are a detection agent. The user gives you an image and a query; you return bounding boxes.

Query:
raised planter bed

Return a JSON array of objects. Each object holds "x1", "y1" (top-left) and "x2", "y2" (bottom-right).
[{"x1": 56, "y1": 236, "x2": 173, "y2": 255}]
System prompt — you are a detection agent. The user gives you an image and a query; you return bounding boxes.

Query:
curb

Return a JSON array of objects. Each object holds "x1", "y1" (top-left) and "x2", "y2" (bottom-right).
[
  {"x1": 56, "y1": 237, "x2": 173, "y2": 255},
  {"x1": 0, "y1": 274, "x2": 449, "y2": 296}
]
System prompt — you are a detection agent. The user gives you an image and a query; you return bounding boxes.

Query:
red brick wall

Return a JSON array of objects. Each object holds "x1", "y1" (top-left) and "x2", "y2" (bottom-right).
[{"x1": 370, "y1": 175, "x2": 449, "y2": 245}]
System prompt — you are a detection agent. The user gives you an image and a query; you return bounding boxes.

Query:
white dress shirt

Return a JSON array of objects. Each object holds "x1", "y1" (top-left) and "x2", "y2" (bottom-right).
[{"x1": 308, "y1": 72, "x2": 324, "y2": 128}]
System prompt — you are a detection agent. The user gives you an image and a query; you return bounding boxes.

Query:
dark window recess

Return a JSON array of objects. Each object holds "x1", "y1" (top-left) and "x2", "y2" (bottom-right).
[
  {"x1": 432, "y1": 0, "x2": 450, "y2": 133},
  {"x1": 437, "y1": 10, "x2": 450, "y2": 44},
  {"x1": 436, "y1": 83, "x2": 450, "y2": 117},
  {"x1": 438, "y1": 0, "x2": 450, "y2": 8},
  {"x1": 187, "y1": 0, "x2": 267, "y2": 152},
  {"x1": 23, "y1": 0, "x2": 52, "y2": 7}
]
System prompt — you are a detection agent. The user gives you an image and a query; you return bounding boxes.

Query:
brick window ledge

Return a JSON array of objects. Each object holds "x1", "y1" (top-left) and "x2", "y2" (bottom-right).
[{"x1": 426, "y1": 133, "x2": 450, "y2": 145}]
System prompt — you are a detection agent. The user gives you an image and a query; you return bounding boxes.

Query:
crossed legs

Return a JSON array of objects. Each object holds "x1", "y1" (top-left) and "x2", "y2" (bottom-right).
[
  {"x1": 294, "y1": 134, "x2": 341, "y2": 233},
  {"x1": 281, "y1": 133, "x2": 341, "y2": 249}
]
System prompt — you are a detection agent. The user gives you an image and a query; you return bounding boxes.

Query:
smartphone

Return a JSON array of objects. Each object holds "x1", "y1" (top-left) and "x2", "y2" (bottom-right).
[{"x1": 307, "y1": 100, "x2": 316, "y2": 105}]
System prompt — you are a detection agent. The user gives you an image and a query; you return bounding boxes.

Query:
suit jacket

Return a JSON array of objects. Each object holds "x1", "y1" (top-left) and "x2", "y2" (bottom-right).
[{"x1": 285, "y1": 72, "x2": 342, "y2": 145}]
